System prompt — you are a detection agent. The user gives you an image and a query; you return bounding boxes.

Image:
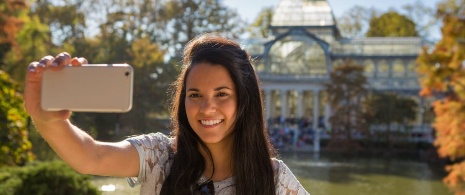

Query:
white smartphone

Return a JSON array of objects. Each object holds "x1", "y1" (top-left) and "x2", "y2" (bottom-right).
[{"x1": 41, "y1": 64, "x2": 134, "y2": 112}]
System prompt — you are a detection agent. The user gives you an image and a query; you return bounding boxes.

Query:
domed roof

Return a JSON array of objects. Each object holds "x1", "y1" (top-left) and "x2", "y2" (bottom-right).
[{"x1": 271, "y1": 0, "x2": 336, "y2": 26}]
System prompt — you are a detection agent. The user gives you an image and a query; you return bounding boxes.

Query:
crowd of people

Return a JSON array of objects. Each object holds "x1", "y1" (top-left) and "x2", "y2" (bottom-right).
[{"x1": 267, "y1": 116, "x2": 327, "y2": 150}]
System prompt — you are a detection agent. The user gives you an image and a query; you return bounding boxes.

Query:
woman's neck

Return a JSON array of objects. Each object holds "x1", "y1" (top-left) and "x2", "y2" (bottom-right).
[{"x1": 201, "y1": 135, "x2": 234, "y2": 182}]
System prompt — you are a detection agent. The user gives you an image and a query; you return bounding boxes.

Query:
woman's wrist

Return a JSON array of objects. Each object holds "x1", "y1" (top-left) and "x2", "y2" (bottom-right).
[{"x1": 32, "y1": 118, "x2": 71, "y2": 131}]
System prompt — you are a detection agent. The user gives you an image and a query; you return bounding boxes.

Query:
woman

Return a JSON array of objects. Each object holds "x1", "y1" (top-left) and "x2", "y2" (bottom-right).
[{"x1": 24, "y1": 34, "x2": 309, "y2": 195}]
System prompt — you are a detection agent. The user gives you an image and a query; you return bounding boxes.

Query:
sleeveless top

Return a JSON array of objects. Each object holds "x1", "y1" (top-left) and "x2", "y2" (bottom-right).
[{"x1": 126, "y1": 132, "x2": 310, "y2": 195}]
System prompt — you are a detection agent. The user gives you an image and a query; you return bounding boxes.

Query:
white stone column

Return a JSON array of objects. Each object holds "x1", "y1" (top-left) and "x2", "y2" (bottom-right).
[
  {"x1": 280, "y1": 89, "x2": 287, "y2": 124},
  {"x1": 324, "y1": 103, "x2": 331, "y2": 131},
  {"x1": 264, "y1": 89, "x2": 272, "y2": 121},
  {"x1": 312, "y1": 90, "x2": 320, "y2": 130},
  {"x1": 297, "y1": 90, "x2": 304, "y2": 118},
  {"x1": 313, "y1": 89, "x2": 320, "y2": 152}
]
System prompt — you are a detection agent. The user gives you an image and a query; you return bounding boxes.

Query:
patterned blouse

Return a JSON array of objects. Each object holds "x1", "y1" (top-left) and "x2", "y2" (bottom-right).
[{"x1": 126, "y1": 132, "x2": 310, "y2": 195}]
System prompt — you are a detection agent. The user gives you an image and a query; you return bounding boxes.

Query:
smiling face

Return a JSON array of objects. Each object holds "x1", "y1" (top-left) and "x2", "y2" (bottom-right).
[{"x1": 185, "y1": 63, "x2": 237, "y2": 145}]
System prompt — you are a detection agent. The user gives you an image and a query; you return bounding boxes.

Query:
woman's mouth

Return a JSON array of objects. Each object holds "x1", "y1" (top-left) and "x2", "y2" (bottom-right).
[{"x1": 200, "y1": 119, "x2": 223, "y2": 126}]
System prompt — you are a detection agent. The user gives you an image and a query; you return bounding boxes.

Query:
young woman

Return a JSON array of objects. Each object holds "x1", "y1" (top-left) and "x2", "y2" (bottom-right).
[{"x1": 24, "y1": 34, "x2": 309, "y2": 195}]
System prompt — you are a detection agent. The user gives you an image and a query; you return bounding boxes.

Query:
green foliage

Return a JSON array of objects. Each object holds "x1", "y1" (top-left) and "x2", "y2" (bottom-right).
[
  {"x1": 4, "y1": 15, "x2": 50, "y2": 83},
  {"x1": 366, "y1": 11, "x2": 418, "y2": 37},
  {"x1": 0, "y1": 161, "x2": 100, "y2": 195},
  {"x1": 162, "y1": 0, "x2": 245, "y2": 54},
  {"x1": 366, "y1": 92, "x2": 418, "y2": 125},
  {"x1": 365, "y1": 92, "x2": 418, "y2": 146},
  {"x1": 325, "y1": 60, "x2": 368, "y2": 149},
  {"x1": 1, "y1": 0, "x2": 247, "y2": 141},
  {"x1": 0, "y1": 71, "x2": 34, "y2": 167},
  {"x1": 247, "y1": 7, "x2": 274, "y2": 38},
  {"x1": 337, "y1": 5, "x2": 377, "y2": 38}
]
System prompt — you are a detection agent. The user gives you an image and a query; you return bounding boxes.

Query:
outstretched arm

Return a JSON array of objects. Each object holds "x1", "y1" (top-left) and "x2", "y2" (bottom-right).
[{"x1": 24, "y1": 53, "x2": 139, "y2": 177}]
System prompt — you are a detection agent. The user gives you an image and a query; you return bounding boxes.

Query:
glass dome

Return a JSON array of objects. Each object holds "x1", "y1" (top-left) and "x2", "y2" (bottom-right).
[
  {"x1": 271, "y1": 0, "x2": 336, "y2": 26},
  {"x1": 267, "y1": 34, "x2": 327, "y2": 75}
]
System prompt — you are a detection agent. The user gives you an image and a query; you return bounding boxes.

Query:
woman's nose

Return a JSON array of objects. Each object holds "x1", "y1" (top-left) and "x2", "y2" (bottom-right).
[{"x1": 200, "y1": 97, "x2": 216, "y2": 114}]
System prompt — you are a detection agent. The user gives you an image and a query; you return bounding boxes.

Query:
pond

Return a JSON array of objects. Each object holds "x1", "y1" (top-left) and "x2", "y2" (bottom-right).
[
  {"x1": 92, "y1": 152, "x2": 451, "y2": 195},
  {"x1": 281, "y1": 152, "x2": 451, "y2": 195}
]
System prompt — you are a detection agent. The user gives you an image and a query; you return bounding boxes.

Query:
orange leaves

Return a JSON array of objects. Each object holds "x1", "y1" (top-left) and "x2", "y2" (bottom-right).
[
  {"x1": 433, "y1": 99, "x2": 465, "y2": 159},
  {"x1": 416, "y1": 8, "x2": 465, "y2": 195},
  {"x1": 0, "y1": 0, "x2": 27, "y2": 49},
  {"x1": 444, "y1": 162, "x2": 465, "y2": 195}
]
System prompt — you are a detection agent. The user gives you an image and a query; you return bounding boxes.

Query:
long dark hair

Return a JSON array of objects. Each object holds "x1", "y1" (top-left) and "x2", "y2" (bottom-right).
[{"x1": 160, "y1": 33, "x2": 276, "y2": 195}]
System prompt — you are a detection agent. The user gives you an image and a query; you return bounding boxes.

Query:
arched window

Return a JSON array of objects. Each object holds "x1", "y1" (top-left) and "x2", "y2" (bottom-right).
[
  {"x1": 268, "y1": 35, "x2": 327, "y2": 75},
  {"x1": 377, "y1": 60, "x2": 389, "y2": 77},
  {"x1": 406, "y1": 60, "x2": 417, "y2": 77},
  {"x1": 363, "y1": 59, "x2": 375, "y2": 77},
  {"x1": 392, "y1": 59, "x2": 405, "y2": 77}
]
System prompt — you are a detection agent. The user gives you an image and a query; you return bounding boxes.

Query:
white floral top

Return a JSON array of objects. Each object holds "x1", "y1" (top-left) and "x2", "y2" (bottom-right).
[{"x1": 126, "y1": 132, "x2": 309, "y2": 195}]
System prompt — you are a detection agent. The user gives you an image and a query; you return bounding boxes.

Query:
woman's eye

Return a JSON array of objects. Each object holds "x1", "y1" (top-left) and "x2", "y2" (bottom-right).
[
  {"x1": 188, "y1": 94, "x2": 200, "y2": 98},
  {"x1": 217, "y1": 92, "x2": 228, "y2": 97}
]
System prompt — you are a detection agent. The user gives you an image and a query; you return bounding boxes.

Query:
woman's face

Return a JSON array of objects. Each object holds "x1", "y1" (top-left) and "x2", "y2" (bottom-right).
[{"x1": 185, "y1": 63, "x2": 237, "y2": 145}]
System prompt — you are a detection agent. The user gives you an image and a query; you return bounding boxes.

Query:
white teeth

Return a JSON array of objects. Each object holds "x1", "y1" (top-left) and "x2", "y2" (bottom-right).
[{"x1": 201, "y1": 119, "x2": 222, "y2": 126}]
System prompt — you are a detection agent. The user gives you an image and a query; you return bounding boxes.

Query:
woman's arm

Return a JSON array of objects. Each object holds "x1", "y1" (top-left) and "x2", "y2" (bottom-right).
[{"x1": 24, "y1": 53, "x2": 139, "y2": 177}]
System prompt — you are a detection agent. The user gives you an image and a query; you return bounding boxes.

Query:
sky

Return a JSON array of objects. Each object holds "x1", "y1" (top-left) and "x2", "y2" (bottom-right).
[{"x1": 223, "y1": 0, "x2": 442, "y2": 39}]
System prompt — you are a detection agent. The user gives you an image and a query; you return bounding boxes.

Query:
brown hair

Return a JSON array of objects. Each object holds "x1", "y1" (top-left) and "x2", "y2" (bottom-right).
[{"x1": 161, "y1": 33, "x2": 276, "y2": 195}]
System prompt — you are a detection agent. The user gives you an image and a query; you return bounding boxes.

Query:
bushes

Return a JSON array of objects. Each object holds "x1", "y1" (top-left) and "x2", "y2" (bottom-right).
[{"x1": 0, "y1": 161, "x2": 100, "y2": 195}]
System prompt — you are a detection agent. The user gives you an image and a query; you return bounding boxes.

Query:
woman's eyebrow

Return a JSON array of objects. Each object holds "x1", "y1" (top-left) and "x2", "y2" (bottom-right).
[
  {"x1": 187, "y1": 86, "x2": 233, "y2": 92},
  {"x1": 214, "y1": 86, "x2": 233, "y2": 91},
  {"x1": 187, "y1": 88, "x2": 199, "y2": 92}
]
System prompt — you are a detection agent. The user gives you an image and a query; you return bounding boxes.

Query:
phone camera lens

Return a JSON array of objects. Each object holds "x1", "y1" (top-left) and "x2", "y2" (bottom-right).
[{"x1": 125, "y1": 72, "x2": 130, "y2": 76}]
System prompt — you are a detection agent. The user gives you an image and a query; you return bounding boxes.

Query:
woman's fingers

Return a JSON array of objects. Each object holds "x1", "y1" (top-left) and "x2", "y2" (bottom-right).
[
  {"x1": 49, "y1": 52, "x2": 72, "y2": 70},
  {"x1": 70, "y1": 57, "x2": 88, "y2": 66}
]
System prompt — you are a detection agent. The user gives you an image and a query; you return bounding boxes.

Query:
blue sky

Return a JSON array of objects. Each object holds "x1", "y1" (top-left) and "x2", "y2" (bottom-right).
[
  {"x1": 223, "y1": 0, "x2": 442, "y2": 39},
  {"x1": 223, "y1": 0, "x2": 441, "y2": 22}
]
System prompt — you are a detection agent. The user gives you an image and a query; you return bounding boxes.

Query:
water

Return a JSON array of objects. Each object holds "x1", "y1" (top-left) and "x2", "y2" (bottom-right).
[
  {"x1": 280, "y1": 152, "x2": 451, "y2": 195},
  {"x1": 92, "y1": 152, "x2": 451, "y2": 195}
]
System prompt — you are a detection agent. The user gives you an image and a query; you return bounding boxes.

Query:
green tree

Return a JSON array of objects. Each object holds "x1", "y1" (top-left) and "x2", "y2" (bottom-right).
[
  {"x1": 325, "y1": 60, "x2": 368, "y2": 150},
  {"x1": 30, "y1": 0, "x2": 87, "y2": 45},
  {"x1": 247, "y1": 6, "x2": 274, "y2": 38},
  {"x1": 162, "y1": 0, "x2": 245, "y2": 55},
  {"x1": 0, "y1": 71, "x2": 34, "y2": 167},
  {"x1": 365, "y1": 92, "x2": 418, "y2": 148},
  {"x1": 4, "y1": 15, "x2": 50, "y2": 84},
  {"x1": 121, "y1": 37, "x2": 175, "y2": 134},
  {"x1": 366, "y1": 11, "x2": 418, "y2": 37},
  {"x1": 416, "y1": 0, "x2": 465, "y2": 194}
]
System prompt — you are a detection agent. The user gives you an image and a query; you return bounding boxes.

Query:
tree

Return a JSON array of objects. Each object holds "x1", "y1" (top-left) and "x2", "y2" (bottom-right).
[
  {"x1": 31, "y1": 0, "x2": 87, "y2": 45},
  {"x1": 3, "y1": 15, "x2": 50, "y2": 84},
  {"x1": 162, "y1": 0, "x2": 245, "y2": 56},
  {"x1": 0, "y1": 0, "x2": 27, "y2": 69},
  {"x1": 365, "y1": 92, "x2": 418, "y2": 148},
  {"x1": 325, "y1": 60, "x2": 369, "y2": 150},
  {"x1": 366, "y1": 11, "x2": 418, "y2": 37},
  {"x1": 416, "y1": 0, "x2": 465, "y2": 194},
  {"x1": 0, "y1": 70, "x2": 34, "y2": 167},
  {"x1": 0, "y1": 0, "x2": 27, "y2": 76},
  {"x1": 402, "y1": 0, "x2": 439, "y2": 41},
  {"x1": 337, "y1": 6, "x2": 377, "y2": 38},
  {"x1": 337, "y1": 2, "x2": 437, "y2": 40},
  {"x1": 246, "y1": 6, "x2": 274, "y2": 38},
  {"x1": 121, "y1": 37, "x2": 176, "y2": 134}
]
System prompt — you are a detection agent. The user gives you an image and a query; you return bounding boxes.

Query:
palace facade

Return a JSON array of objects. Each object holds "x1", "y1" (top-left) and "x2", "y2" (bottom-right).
[{"x1": 241, "y1": 0, "x2": 432, "y2": 148}]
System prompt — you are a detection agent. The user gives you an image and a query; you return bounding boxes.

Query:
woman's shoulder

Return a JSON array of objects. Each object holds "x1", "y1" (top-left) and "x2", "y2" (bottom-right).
[
  {"x1": 126, "y1": 132, "x2": 174, "y2": 149},
  {"x1": 271, "y1": 158, "x2": 310, "y2": 195},
  {"x1": 125, "y1": 132, "x2": 175, "y2": 190},
  {"x1": 271, "y1": 158, "x2": 285, "y2": 172}
]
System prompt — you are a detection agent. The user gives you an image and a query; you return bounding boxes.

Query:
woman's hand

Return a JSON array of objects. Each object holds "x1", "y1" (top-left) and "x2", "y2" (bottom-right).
[{"x1": 24, "y1": 52, "x2": 88, "y2": 124}]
